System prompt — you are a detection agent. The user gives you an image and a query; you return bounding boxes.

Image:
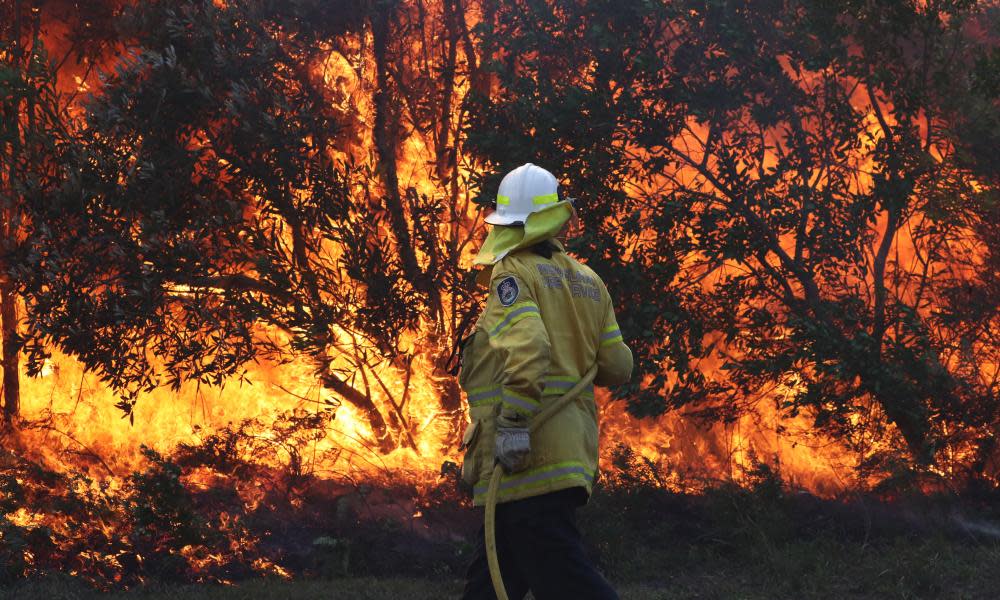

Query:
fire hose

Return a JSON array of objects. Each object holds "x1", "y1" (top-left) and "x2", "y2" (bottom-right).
[{"x1": 485, "y1": 365, "x2": 598, "y2": 600}]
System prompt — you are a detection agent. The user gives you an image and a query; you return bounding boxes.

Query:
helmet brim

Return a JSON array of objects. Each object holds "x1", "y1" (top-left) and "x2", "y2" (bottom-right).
[{"x1": 484, "y1": 211, "x2": 525, "y2": 226}]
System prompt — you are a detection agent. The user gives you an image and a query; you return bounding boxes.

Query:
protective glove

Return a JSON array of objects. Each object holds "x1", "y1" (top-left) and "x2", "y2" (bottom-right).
[{"x1": 495, "y1": 416, "x2": 530, "y2": 473}]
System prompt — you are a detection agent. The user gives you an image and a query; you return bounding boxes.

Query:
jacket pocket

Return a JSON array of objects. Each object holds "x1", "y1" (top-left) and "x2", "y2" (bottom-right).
[
  {"x1": 460, "y1": 419, "x2": 488, "y2": 489},
  {"x1": 460, "y1": 419, "x2": 481, "y2": 451},
  {"x1": 457, "y1": 328, "x2": 479, "y2": 390}
]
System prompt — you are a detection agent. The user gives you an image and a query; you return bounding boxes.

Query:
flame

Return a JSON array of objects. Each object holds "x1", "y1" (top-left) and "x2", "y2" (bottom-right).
[
  {"x1": 2, "y1": 0, "x2": 998, "y2": 586},
  {"x1": 8, "y1": 0, "x2": 994, "y2": 495}
]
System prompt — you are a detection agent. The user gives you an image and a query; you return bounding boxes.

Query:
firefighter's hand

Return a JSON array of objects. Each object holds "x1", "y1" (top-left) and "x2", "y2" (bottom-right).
[{"x1": 495, "y1": 423, "x2": 530, "y2": 473}]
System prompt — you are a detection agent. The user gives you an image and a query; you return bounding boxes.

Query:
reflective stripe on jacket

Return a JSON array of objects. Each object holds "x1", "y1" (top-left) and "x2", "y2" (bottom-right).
[{"x1": 458, "y1": 240, "x2": 633, "y2": 505}]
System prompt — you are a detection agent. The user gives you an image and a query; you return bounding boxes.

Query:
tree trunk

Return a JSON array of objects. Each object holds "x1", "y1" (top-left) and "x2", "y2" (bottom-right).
[
  {"x1": 436, "y1": 0, "x2": 459, "y2": 182},
  {"x1": 0, "y1": 0, "x2": 23, "y2": 426},
  {"x1": 0, "y1": 283, "x2": 19, "y2": 425},
  {"x1": 371, "y1": 5, "x2": 422, "y2": 286},
  {"x1": 870, "y1": 384, "x2": 931, "y2": 464}
]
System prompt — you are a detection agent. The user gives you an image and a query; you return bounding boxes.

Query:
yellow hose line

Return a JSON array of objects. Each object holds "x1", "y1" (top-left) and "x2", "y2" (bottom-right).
[
  {"x1": 484, "y1": 465, "x2": 507, "y2": 600},
  {"x1": 485, "y1": 365, "x2": 598, "y2": 600}
]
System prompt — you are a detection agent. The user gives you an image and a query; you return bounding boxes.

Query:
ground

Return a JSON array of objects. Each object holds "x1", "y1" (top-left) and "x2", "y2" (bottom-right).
[
  {"x1": 4, "y1": 536, "x2": 997, "y2": 600},
  {"x1": 5, "y1": 459, "x2": 1000, "y2": 599}
]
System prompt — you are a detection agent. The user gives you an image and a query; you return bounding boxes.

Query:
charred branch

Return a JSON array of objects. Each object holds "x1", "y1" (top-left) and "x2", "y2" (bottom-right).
[
  {"x1": 370, "y1": 5, "x2": 430, "y2": 305},
  {"x1": 319, "y1": 368, "x2": 394, "y2": 455}
]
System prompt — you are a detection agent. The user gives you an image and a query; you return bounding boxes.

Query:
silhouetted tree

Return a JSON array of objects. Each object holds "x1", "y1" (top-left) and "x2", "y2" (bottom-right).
[
  {"x1": 15, "y1": 0, "x2": 482, "y2": 453},
  {"x1": 466, "y1": 0, "x2": 1000, "y2": 475},
  {"x1": 11, "y1": 0, "x2": 1000, "y2": 480}
]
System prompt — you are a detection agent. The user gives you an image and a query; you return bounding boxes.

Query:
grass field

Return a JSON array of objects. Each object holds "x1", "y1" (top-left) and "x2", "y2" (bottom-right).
[
  {"x1": 5, "y1": 455, "x2": 1000, "y2": 599},
  {"x1": 3, "y1": 536, "x2": 997, "y2": 600}
]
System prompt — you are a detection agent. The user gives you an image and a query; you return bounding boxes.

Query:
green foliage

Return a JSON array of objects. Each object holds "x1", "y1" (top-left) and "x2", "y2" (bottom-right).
[
  {"x1": 310, "y1": 536, "x2": 352, "y2": 578},
  {"x1": 127, "y1": 446, "x2": 211, "y2": 573},
  {"x1": 466, "y1": 0, "x2": 1000, "y2": 474},
  {"x1": 0, "y1": 0, "x2": 480, "y2": 466},
  {"x1": 5, "y1": 0, "x2": 1000, "y2": 483},
  {"x1": 18, "y1": 1, "x2": 358, "y2": 401},
  {"x1": 9, "y1": 0, "x2": 484, "y2": 456}
]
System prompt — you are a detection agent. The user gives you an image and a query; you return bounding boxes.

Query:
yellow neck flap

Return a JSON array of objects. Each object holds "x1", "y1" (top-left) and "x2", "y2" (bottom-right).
[{"x1": 473, "y1": 201, "x2": 574, "y2": 267}]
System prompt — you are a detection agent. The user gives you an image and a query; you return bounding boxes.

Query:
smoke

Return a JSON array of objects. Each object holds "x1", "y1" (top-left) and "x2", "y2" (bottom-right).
[{"x1": 951, "y1": 512, "x2": 1000, "y2": 539}]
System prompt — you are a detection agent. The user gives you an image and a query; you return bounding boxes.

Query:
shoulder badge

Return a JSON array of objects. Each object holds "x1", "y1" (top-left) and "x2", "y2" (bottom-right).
[{"x1": 496, "y1": 276, "x2": 520, "y2": 307}]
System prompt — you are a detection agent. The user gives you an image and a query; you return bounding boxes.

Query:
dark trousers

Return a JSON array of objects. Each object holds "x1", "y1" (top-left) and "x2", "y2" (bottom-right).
[{"x1": 461, "y1": 488, "x2": 619, "y2": 600}]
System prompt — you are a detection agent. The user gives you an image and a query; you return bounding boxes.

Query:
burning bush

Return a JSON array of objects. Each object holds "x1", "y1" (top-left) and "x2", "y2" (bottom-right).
[{"x1": 0, "y1": 0, "x2": 999, "y2": 589}]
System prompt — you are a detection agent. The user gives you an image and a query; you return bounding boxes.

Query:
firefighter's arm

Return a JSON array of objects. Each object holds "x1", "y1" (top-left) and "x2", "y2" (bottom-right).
[
  {"x1": 595, "y1": 295, "x2": 633, "y2": 387},
  {"x1": 482, "y1": 271, "x2": 550, "y2": 420},
  {"x1": 481, "y1": 271, "x2": 550, "y2": 471}
]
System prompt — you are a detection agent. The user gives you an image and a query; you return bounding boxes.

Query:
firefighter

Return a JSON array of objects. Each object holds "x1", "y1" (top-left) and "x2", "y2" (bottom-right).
[{"x1": 458, "y1": 163, "x2": 633, "y2": 600}]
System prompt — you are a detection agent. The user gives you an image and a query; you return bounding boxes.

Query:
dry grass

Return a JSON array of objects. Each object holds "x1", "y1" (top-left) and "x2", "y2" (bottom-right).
[
  {"x1": 5, "y1": 537, "x2": 998, "y2": 600},
  {"x1": 5, "y1": 471, "x2": 1000, "y2": 599}
]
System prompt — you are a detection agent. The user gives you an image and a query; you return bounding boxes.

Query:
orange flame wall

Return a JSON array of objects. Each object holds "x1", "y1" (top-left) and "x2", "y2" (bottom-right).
[{"x1": 9, "y1": 0, "x2": 995, "y2": 499}]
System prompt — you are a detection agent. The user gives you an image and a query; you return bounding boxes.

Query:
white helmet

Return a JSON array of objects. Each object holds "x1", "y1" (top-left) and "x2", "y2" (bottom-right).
[{"x1": 484, "y1": 163, "x2": 560, "y2": 226}]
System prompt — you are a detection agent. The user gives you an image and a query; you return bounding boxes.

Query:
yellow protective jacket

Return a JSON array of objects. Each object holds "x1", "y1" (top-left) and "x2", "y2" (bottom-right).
[{"x1": 459, "y1": 239, "x2": 633, "y2": 506}]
